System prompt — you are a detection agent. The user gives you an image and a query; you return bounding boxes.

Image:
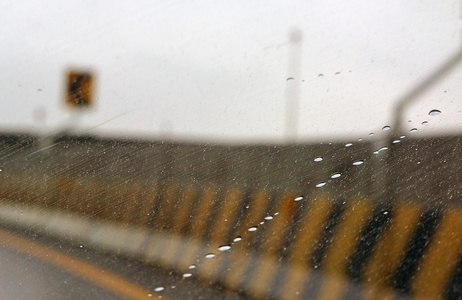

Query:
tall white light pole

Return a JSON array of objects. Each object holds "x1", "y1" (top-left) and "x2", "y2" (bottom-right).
[{"x1": 285, "y1": 28, "x2": 303, "y2": 143}]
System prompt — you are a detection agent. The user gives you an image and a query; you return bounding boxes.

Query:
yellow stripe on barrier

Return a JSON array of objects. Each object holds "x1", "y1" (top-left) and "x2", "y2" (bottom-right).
[
  {"x1": 412, "y1": 208, "x2": 462, "y2": 299},
  {"x1": 160, "y1": 183, "x2": 197, "y2": 268},
  {"x1": 122, "y1": 182, "x2": 139, "y2": 225},
  {"x1": 170, "y1": 183, "x2": 197, "y2": 234},
  {"x1": 317, "y1": 198, "x2": 373, "y2": 300},
  {"x1": 177, "y1": 184, "x2": 218, "y2": 270},
  {"x1": 279, "y1": 194, "x2": 333, "y2": 300},
  {"x1": 152, "y1": 181, "x2": 177, "y2": 232},
  {"x1": 198, "y1": 186, "x2": 243, "y2": 281},
  {"x1": 247, "y1": 192, "x2": 297, "y2": 298},
  {"x1": 362, "y1": 203, "x2": 422, "y2": 296},
  {"x1": 232, "y1": 189, "x2": 269, "y2": 238},
  {"x1": 222, "y1": 189, "x2": 270, "y2": 291},
  {"x1": 137, "y1": 181, "x2": 158, "y2": 227},
  {"x1": 209, "y1": 186, "x2": 242, "y2": 245}
]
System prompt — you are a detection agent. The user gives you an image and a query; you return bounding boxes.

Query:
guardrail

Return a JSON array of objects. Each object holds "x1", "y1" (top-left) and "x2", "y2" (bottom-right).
[{"x1": 0, "y1": 174, "x2": 460, "y2": 299}]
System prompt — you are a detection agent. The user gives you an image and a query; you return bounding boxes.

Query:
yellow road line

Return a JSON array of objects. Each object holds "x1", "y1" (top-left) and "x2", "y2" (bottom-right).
[{"x1": 0, "y1": 229, "x2": 162, "y2": 300}]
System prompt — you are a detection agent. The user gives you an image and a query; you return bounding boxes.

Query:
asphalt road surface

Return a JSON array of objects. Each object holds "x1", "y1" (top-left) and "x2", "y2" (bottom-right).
[{"x1": 0, "y1": 226, "x2": 242, "y2": 300}]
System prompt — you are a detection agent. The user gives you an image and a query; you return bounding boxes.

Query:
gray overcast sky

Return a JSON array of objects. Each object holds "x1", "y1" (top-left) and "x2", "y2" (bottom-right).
[{"x1": 1, "y1": 0, "x2": 461, "y2": 143}]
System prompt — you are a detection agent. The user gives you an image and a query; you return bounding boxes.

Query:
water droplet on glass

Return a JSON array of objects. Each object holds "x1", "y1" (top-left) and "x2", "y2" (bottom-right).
[
  {"x1": 264, "y1": 215, "x2": 273, "y2": 220},
  {"x1": 314, "y1": 157, "x2": 323, "y2": 162},
  {"x1": 233, "y1": 236, "x2": 242, "y2": 242},
  {"x1": 259, "y1": 221, "x2": 265, "y2": 224},
  {"x1": 374, "y1": 146, "x2": 388, "y2": 155},
  {"x1": 382, "y1": 126, "x2": 391, "y2": 131},
  {"x1": 369, "y1": 133, "x2": 375, "y2": 136},
  {"x1": 287, "y1": 77, "x2": 294, "y2": 81},
  {"x1": 274, "y1": 212, "x2": 279, "y2": 215},
  {"x1": 148, "y1": 293, "x2": 153, "y2": 297},
  {"x1": 183, "y1": 273, "x2": 192, "y2": 278},
  {"x1": 315, "y1": 182, "x2": 326, "y2": 188},
  {"x1": 422, "y1": 121, "x2": 429, "y2": 126},
  {"x1": 383, "y1": 211, "x2": 389, "y2": 215},
  {"x1": 154, "y1": 287, "x2": 165, "y2": 292},
  {"x1": 353, "y1": 160, "x2": 364, "y2": 166},
  {"x1": 358, "y1": 138, "x2": 363, "y2": 142},
  {"x1": 218, "y1": 245, "x2": 231, "y2": 252},
  {"x1": 392, "y1": 140, "x2": 401, "y2": 144},
  {"x1": 331, "y1": 173, "x2": 341, "y2": 179},
  {"x1": 410, "y1": 128, "x2": 417, "y2": 133},
  {"x1": 294, "y1": 196, "x2": 303, "y2": 201},
  {"x1": 248, "y1": 226, "x2": 258, "y2": 232},
  {"x1": 205, "y1": 253, "x2": 216, "y2": 258},
  {"x1": 189, "y1": 264, "x2": 196, "y2": 269},
  {"x1": 345, "y1": 143, "x2": 353, "y2": 147},
  {"x1": 428, "y1": 109, "x2": 441, "y2": 116},
  {"x1": 400, "y1": 135, "x2": 406, "y2": 139}
]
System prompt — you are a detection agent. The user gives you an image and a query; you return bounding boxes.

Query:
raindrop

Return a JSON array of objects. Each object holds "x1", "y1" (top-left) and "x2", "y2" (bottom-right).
[
  {"x1": 205, "y1": 253, "x2": 216, "y2": 258},
  {"x1": 314, "y1": 157, "x2": 323, "y2": 162},
  {"x1": 392, "y1": 140, "x2": 401, "y2": 144},
  {"x1": 410, "y1": 128, "x2": 417, "y2": 133},
  {"x1": 294, "y1": 196, "x2": 303, "y2": 201},
  {"x1": 353, "y1": 160, "x2": 364, "y2": 166},
  {"x1": 264, "y1": 215, "x2": 273, "y2": 220},
  {"x1": 287, "y1": 77, "x2": 294, "y2": 81},
  {"x1": 183, "y1": 273, "x2": 192, "y2": 278},
  {"x1": 233, "y1": 236, "x2": 242, "y2": 242},
  {"x1": 154, "y1": 287, "x2": 165, "y2": 292},
  {"x1": 428, "y1": 109, "x2": 441, "y2": 116},
  {"x1": 400, "y1": 135, "x2": 406, "y2": 139},
  {"x1": 260, "y1": 221, "x2": 265, "y2": 224},
  {"x1": 345, "y1": 143, "x2": 353, "y2": 147},
  {"x1": 274, "y1": 212, "x2": 279, "y2": 215},
  {"x1": 369, "y1": 133, "x2": 375, "y2": 136},
  {"x1": 383, "y1": 211, "x2": 389, "y2": 215},
  {"x1": 218, "y1": 245, "x2": 231, "y2": 252},
  {"x1": 382, "y1": 126, "x2": 391, "y2": 131},
  {"x1": 358, "y1": 138, "x2": 363, "y2": 142},
  {"x1": 422, "y1": 121, "x2": 429, "y2": 126},
  {"x1": 148, "y1": 293, "x2": 153, "y2": 297},
  {"x1": 315, "y1": 182, "x2": 326, "y2": 188},
  {"x1": 373, "y1": 146, "x2": 388, "y2": 154},
  {"x1": 189, "y1": 264, "x2": 196, "y2": 269},
  {"x1": 248, "y1": 226, "x2": 258, "y2": 232},
  {"x1": 331, "y1": 173, "x2": 341, "y2": 179}
]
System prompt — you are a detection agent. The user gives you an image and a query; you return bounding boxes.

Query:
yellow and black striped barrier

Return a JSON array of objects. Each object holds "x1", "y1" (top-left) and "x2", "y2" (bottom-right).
[{"x1": 0, "y1": 174, "x2": 461, "y2": 299}]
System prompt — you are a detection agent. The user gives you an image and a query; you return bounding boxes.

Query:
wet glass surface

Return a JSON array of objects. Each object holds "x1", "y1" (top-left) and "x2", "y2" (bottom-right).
[{"x1": 1, "y1": 1, "x2": 462, "y2": 299}]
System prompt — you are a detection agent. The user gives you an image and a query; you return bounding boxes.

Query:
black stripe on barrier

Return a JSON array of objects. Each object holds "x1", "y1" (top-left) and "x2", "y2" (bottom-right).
[
  {"x1": 225, "y1": 189, "x2": 253, "y2": 243},
  {"x1": 310, "y1": 198, "x2": 346, "y2": 269},
  {"x1": 444, "y1": 255, "x2": 462, "y2": 300},
  {"x1": 346, "y1": 203, "x2": 392, "y2": 281},
  {"x1": 180, "y1": 186, "x2": 202, "y2": 235},
  {"x1": 391, "y1": 207, "x2": 442, "y2": 295},
  {"x1": 279, "y1": 196, "x2": 309, "y2": 259},
  {"x1": 249, "y1": 191, "x2": 279, "y2": 252},
  {"x1": 202, "y1": 187, "x2": 224, "y2": 241}
]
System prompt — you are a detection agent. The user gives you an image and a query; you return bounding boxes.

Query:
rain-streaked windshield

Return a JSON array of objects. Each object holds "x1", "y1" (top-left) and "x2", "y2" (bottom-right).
[{"x1": 0, "y1": 1, "x2": 461, "y2": 299}]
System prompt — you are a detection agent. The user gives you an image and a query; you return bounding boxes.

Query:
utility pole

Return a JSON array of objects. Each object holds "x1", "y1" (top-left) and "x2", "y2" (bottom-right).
[{"x1": 285, "y1": 28, "x2": 303, "y2": 143}]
